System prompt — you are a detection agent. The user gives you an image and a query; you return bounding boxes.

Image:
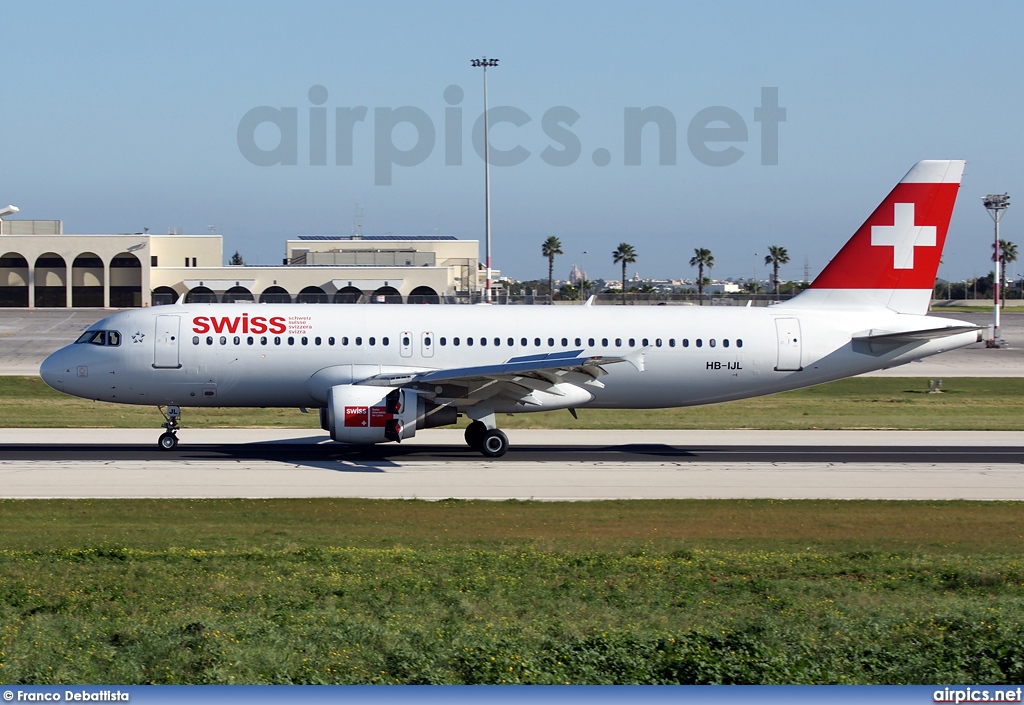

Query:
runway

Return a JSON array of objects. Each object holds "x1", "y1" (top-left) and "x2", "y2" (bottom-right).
[{"x1": 3, "y1": 429, "x2": 1022, "y2": 501}]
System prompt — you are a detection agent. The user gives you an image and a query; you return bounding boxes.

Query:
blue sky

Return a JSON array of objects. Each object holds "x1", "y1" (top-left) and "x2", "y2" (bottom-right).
[{"x1": 2, "y1": 1, "x2": 1021, "y2": 284}]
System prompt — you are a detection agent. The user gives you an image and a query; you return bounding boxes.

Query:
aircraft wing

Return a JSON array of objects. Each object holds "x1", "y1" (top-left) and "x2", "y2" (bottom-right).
[
  {"x1": 852, "y1": 325, "x2": 984, "y2": 346},
  {"x1": 357, "y1": 348, "x2": 644, "y2": 403}
]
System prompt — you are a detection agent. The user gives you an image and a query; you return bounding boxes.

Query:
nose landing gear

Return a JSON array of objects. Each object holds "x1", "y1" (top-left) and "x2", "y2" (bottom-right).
[{"x1": 158, "y1": 405, "x2": 181, "y2": 450}]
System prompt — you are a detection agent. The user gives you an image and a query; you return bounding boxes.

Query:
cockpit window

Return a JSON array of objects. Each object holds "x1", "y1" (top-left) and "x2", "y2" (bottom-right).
[{"x1": 74, "y1": 330, "x2": 121, "y2": 346}]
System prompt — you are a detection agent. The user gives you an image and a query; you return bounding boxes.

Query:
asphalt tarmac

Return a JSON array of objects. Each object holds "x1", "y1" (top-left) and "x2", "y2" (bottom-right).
[{"x1": 3, "y1": 429, "x2": 1022, "y2": 500}]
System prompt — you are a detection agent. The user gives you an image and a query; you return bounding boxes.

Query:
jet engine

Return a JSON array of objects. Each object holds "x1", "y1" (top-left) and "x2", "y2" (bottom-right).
[{"x1": 323, "y1": 385, "x2": 456, "y2": 444}]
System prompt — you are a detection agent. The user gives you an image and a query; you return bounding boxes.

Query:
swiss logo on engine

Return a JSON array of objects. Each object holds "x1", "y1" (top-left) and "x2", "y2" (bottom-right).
[{"x1": 344, "y1": 406, "x2": 369, "y2": 427}]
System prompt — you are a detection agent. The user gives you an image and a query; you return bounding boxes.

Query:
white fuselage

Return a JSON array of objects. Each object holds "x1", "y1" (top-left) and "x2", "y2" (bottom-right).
[{"x1": 40, "y1": 302, "x2": 979, "y2": 412}]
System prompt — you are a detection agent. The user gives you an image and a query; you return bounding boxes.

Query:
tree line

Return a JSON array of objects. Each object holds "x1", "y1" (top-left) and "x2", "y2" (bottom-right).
[{"x1": 541, "y1": 236, "x2": 793, "y2": 303}]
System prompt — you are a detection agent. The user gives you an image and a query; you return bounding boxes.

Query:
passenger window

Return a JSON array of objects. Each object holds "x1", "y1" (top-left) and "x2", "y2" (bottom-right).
[
  {"x1": 494, "y1": 337, "x2": 501, "y2": 346},
  {"x1": 629, "y1": 338, "x2": 635, "y2": 347},
  {"x1": 206, "y1": 336, "x2": 213, "y2": 345},
  {"x1": 696, "y1": 339, "x2": 703, "y2": 348},
  {"x1": 383, "y1": 337, "x2": 389, "y2": 346},
  {"x1": 589, "y1": 338, "x2": 595, "y2": 347},
  {"x1": 248, "y1": 336, "x2": 254, "y2": 345},
  {"x1": 355, "y1": 337, "x2": 362, "y2": 345},
  {"x1": 341, "y1": 337, "x2": 348, "y2": 346},
  {"x1": 615, "y1": 338, "x2": 622, "y2": 347},
  {"x1": 466, "y1": 337, "x2": 473, "y2": 346},
  {"x1": 261, "y1": 336, "x2": 268, "y2": 345},
  {"x1": 575, "y1": 338, "x2": 582, "y2": 347},
  {"x1": 220, "y1": 336, "x2": 227, "y2": 345},
  {"x1": 548, "y1": 338, "x2": 555, "y2": 347},
  {"x1": 642, "y1": 338, "x2": 649, "y2": 346},
  {"x1": 682, "y1": 339, "x2": 689, "y2": 348},
  {"x1": 534, "y1": 338, "x2": 541, "y2": 347},
  {"x1": 275, "y1": 336, "x2": 282, "y2": 345},
  {"x1": 669, "y1": 339, "x2": 676, "y2": 347},
  {"x1": 656, "y1": 339, "x2": 662, "y2": 347},
  {"x1": 454, "y1": 337, "x2": 461, "y2": 346},
  {"x1": 301, "y1": 337, "x2": 308, "y2": 345},
  {"x1": 287, "y1": 336, "x2": 294, "y2": 346},
  {"x1": 424, "y1": 336, "x2": 431, "y2": 346},
  {"x1": 234, "y1": 336, "x2": 241, "y2": 345},
  {"x1": 440, "y1": 337, "x2": 447, "y2": 346},
  {"x1": 369, "y1": 337, "x2": 376, "y2": 346},
  {"x1": 478, "y1": 338, "x2": 485, "y2": 346},
  {"x1": 507, "y1": 338, "x2": 514, "y2": 346},
  {"x1": 602, "y1": 338, "x2": 608, "y2": 347},
  {"x1": 315, "y1": 337, "x2": 321, "y2": 345},
  {"x1": 710, "y1": 339, "x2": 716, "y2": 348},
  {"x1": 723, "y1": 339, "x2": 730, "y2": 348},
  {"x1": 737, "y1": 339, "x2": 743, "y2": 348},
  {"x1": 403, "y1": 336, "x2": 410, "y2": 346},
  {"x1": 192, "y1": 336, "x2": 200, "y2": 345},
  {"x1": 521, "y1": 338, "x2": 528, "y2": 346}
]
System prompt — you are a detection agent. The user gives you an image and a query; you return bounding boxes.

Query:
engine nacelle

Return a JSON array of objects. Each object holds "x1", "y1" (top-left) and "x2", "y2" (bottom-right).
[{"x1": 325, "y1": 385, "x2": 456, "y2": 444}]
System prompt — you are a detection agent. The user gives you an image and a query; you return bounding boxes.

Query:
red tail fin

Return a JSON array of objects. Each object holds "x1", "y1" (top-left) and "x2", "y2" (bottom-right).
[{"x1": 793, "y1": 160, "x2": 964, "y2": 314}]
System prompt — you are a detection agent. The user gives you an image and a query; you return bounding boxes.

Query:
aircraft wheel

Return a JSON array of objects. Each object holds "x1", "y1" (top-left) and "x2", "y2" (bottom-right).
[
  {"x1": 479, "y1": 429, "x2": 508, "y2": 458},
  {"x1": 464, "y1": 420, "x2": 487, "y2": 450},
  {"x1": 158, "y1": 432, "x2": 178, "y2": 450}
]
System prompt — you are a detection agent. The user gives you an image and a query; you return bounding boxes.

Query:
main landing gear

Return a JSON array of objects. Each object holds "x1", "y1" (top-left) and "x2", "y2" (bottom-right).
[
  {"x1": 158, "y1": 405, "x2": 181, "y2": 450},
  {"x1": 464, "y1": 419, "x2": 509, "y2": 458}
]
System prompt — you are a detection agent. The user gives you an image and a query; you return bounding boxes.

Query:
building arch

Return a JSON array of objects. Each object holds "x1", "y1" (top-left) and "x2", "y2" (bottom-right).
[
  {"x1": 332, "y1": 286, "x2": 362, "y2": 303},
  {"x1": 152, "y1": 286, "x2": 179, "y2": 306},
  {"x1": 34, "y1": 253, "x2": 67, "y2": 307},
  {"x1": 371, "y1": 285, "x2": 402, "y2": 303},
  {"x1": 185, "y1": 286, "x2": 218, "y2": 304},
  {"x1": 297, "y1": 285, "x2": 327, "y2": 303},
  {"x1": 259, "y1": 286, "x2": 291, "y2": 304},
  {"x1": 109, "y1": 252, "x2": 142, "y2": 307},
  {"x1": 72, "y1": 252, "x2": 104, "y2": 307},
  {"x1": 222, "y1": 286, "x2": 255, "y2": 303},
  {"x1": 407, "y1": 285, "x2": 440, "y2": 304},
  {"x1": 0, "y1": 252, "x2": 29, "y2": 307}
]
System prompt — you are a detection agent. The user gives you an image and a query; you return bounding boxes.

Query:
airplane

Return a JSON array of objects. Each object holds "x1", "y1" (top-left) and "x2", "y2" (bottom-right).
[{"x1": 39, "y1": 160, "x2": 983, "y2": 457}]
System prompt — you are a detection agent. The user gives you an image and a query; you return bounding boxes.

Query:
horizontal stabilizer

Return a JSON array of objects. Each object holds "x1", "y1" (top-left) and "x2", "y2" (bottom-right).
[{"x1": 852, "y1": 325, "x2": 983, "y2": 345}]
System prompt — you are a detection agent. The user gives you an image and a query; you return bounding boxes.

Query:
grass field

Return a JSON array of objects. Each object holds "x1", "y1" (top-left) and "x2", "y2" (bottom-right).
[
  {"x1": 4, "y1": 376, "x2": 1024, "y2": 430},
  {"x1": 0, "y1": 499, "x2": 1021, "y2": 684}
]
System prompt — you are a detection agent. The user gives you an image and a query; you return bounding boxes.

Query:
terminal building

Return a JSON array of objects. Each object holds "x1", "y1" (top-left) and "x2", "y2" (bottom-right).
[{"x1": 0, "y1": 219, "x2": 489, "y2": 308}]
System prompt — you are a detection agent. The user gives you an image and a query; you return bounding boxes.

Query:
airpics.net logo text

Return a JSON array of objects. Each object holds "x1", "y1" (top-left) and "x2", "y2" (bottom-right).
[{"x1": 236, "y1": 85, "x2": 786, "y2": 185}]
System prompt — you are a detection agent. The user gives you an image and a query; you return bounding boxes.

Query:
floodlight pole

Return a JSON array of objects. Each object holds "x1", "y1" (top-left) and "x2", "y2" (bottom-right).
[
  {"x1": 471, "y1": 56, "x2": 499, "y2": 303},
  {"x1": 983, "y1": 193, "x2": 1010, "y2": 348}
]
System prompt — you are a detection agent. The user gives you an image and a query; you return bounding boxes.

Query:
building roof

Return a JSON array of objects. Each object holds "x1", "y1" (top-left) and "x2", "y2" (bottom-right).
[{"x1": 296, "y1": 235, "x2": 458, "y2": 241}]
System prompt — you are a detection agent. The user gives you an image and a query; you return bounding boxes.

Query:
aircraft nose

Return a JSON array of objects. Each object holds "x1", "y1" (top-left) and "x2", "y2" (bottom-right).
[{"x1": 40, "y1": 348, "x2": 67, "y2": 392}]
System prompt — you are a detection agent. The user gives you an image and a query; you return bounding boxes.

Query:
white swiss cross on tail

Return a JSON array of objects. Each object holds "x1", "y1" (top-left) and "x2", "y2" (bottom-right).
[
  {"x1": 870, "y1": 202, "x2": 937, "y2": 270},
  {"x1": 800, "y1": 160, "x2": 965, "y2": 315}
]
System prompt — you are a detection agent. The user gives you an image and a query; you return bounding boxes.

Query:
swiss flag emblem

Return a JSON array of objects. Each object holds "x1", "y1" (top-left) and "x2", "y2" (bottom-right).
[{"x1": 811, "y1": 180, "x2": 960, "y2": 291}]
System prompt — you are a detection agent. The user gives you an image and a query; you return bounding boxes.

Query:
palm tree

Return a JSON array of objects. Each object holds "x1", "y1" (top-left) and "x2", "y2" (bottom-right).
[
  {"x1": 612, "y1": 243, "x2": 637, "y2": 304},
  {"x1": 764, "y1": 245, "x2": 790, "y2": 299},
  {"x1": 541, "y1": 236, "x2": 563, "y2": 298},
  {"x1": 992, "y1": 239, "x2": 1018, "y2": 307},
  {"x1": 689, "y1": 248, "x2": 714, "y2": 305}
]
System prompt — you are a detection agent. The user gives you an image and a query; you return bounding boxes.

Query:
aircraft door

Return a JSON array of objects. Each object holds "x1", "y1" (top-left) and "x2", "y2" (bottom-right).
[
  {"x1": 399, "y1": 331, "x2": 413, "y2": 358},
  {"x1": 153, "y1": 315, "x2": 182, "y2": 369},
  {"x1": 774, "y1": 318, "x2": 802, "y2": 371},
  {"x1": 421, "y1": 331, "x2": 434, "y2": 358}
]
